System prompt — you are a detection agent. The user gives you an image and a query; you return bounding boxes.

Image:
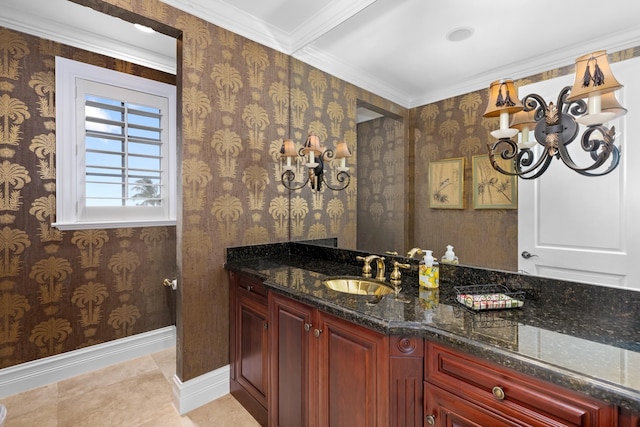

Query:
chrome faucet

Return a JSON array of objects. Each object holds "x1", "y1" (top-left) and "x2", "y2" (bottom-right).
[{"x1": 356, "y1": 255, "x2": 386, "y2": 280}]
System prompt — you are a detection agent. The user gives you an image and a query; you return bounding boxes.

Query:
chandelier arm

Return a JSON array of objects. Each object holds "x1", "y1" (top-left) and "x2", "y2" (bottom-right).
[
  {"x1": 321, "y1": 148, "x2": 336, "y2": 161},
  {"x1": 281, "y1": 169, "x2": 310, "y2": 191},
  {"x1": 555, "y1": 125, "x2": 618, "y2": 173},
  {"x1": 487, "y1": 138, "x2": 552, "y2": 177},
  {"x1": 321, "y1": 170, "x2": 351, "y2": 191},
  {"x1": 576, "y1": 146, "x2": 621, "y2": 176},
  {"x1": 521, "y1": 93, "x2": 548, "y2": 122},
  {"x1": 517, "y1": 150, "x2": 554, "y2": 179}
]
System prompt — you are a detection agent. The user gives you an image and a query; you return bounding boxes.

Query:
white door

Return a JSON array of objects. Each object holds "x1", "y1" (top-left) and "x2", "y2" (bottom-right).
[{"x1": 518, "y1": 56, "x2": 640, "y2": 290}]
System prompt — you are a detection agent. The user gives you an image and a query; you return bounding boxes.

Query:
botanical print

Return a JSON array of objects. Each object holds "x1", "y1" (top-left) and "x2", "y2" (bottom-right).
[
  {"x1": 429, "y1": 158, "x2": 464, "y2": 209},
  {"x1": 472, "y1": 155, "x2": 517, "y2": 209}
]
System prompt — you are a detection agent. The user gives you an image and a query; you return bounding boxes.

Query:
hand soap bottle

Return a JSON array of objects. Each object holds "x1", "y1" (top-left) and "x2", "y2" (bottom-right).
[
  {"x1": 419, "y1": 250, "x2": 439, "y2": 288},
  {"x1": 441, "y1": 245, "x2": 458, "y2": 264}
]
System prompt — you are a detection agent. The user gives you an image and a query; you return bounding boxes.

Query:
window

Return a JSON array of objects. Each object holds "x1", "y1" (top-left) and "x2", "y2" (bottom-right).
[{"x1": 55, "y1": 57, "x2": 176, "y2": 230}]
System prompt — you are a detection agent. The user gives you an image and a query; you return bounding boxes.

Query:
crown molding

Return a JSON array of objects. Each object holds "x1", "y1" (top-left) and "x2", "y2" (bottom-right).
[
  {"x1": 289, "y1": 0, "x2": 378, "y2": 53},
  {"x1": 293, "y1": 44, "x2": 411, "y2": 107},
  {"x1": 293, "y1": 25, "x2": 640, "y2": 109},
  {"x1": 161, "y1": 0, "x2": 292, "y2": 52},
  {"x1": 0, "y1": 4, "x2": 176, "y2": 75}
]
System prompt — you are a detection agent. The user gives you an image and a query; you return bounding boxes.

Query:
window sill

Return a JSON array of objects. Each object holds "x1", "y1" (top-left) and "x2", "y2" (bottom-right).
[{"x1": 52, "y1": 219, "x2": 176, "y2": 230}]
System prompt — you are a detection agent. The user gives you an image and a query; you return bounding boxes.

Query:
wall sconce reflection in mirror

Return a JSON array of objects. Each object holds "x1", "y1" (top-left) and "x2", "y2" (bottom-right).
[
  {"x1": 483, "y1": 50, "x2": 626, "y2": 179},
  {"x1": 280, "y1": 133, "x2": 351, "y2": 191}
]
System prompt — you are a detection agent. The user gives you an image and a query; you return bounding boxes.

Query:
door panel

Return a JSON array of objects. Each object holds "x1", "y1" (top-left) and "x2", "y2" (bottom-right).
[{"x1": 518, "y1": 56, "x2": 640, "y2": 290}]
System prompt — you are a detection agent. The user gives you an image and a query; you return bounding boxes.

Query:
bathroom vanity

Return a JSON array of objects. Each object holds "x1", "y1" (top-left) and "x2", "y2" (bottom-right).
[{"x1": 226, "y1": 242, "x2": 640, "y2": 427}]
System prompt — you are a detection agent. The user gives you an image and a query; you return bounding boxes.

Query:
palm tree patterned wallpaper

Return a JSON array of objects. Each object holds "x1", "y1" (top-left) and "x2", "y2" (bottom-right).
[
  {"x1": 357, "y1": 116, "x2": 406, "y2": 255},
  {"x1": 0, "y1": 26, "x2": 176, "y2": 369}
]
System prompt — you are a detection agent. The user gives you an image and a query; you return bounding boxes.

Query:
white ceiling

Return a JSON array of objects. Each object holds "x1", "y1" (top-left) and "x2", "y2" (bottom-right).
[{"x1": 4, "y1": 0, "x2": 640, "y2": 109}]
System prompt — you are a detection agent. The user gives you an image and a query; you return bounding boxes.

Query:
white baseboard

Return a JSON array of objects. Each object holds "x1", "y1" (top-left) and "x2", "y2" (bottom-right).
[
  {"x1": 0, "y1": 326, "x2": 176, "y2": 399},
  {"x1": 171, "y1": 364, "x2": 230, "y2": 415}
]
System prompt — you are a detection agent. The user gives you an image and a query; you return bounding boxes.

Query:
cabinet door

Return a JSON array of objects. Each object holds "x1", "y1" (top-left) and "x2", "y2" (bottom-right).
[
  {"x1": 424, "y1": 383, "x2": 517, "y2": 427},
  {"x1": 425, "y1": 342, "x2": 616, "y2": 427},
  {"x1": 269, "y1": 292, "x2": 314, "y2": 427},
  {"x1": 316, "y1": 311, "x2": 389, "y2": 427},
  {"x1": 229, "y1": 272, "x2": 268, "y2": 426},
  {"x1": 236, "y1": 289, "x2": 268, "y2": 407}
]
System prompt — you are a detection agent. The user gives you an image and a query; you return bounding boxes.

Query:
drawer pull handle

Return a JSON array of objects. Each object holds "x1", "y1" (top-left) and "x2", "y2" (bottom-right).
[
  {"x1": 246, "y1": 285, "x2": 253, "y2": 292},
  {"x1": 304, "y1": 323, "x2": 312, "y2": 332},
  {"x1": 425, "y1": 414, "x2": 436, "y2": 425},
  {"x1": 492, "y1": 386, "x2": 506, "y2": 400},
  {"x1": 314, "y1": 328, "x2": 322, "y2": 338}
]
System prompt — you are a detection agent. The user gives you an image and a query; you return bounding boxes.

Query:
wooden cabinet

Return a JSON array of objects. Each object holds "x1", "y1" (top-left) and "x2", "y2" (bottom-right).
[
  {"x1": 228, "y1": 270, "x2": 634, "y2": 427},
  {"x1": 268, "y1": 292, "x2": 390, "y2": 427},
  {"x1": 619, "y1": 408, "x2": 640, "y2": 427},
  {"x1": 424, "y1": 341, "x2": 617, "y2": 427},
  {"x1": 389, "y1": 336, "x2": 424, "y2": 427},
  {"x1": 229, "y1": 271, "x2": 268, "y2": 426}
]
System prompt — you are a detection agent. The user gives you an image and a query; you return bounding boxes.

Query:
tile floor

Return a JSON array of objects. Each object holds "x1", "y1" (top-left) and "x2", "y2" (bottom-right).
[{"x1": 1, "y1": 347, "x2": 260, "y2": 426}]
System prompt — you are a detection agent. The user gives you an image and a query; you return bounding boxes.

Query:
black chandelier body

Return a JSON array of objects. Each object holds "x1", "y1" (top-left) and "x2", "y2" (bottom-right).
[
  {"x1": 280, "y1": 146, "x2": 351, "y2": 192},
  {"x1": 488, "y1": 86, "x2": 620, "y2": 180}
]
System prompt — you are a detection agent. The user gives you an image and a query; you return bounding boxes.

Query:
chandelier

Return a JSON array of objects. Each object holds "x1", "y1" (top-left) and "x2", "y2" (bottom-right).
[
  {"x1": 483, "y1": 50, "x2": 626, "y2": 179},
  {"x1": 279, "y1": 133, "x2": 351, "y2": 191}
]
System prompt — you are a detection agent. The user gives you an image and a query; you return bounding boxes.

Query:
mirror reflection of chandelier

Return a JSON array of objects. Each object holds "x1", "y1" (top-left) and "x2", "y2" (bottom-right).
[
  {"x1": 279, "y1": 133, "x2": 351, "y2": 192},
  {"x1": 483, "y1": 50, "x2": 626, "y2": 179}
]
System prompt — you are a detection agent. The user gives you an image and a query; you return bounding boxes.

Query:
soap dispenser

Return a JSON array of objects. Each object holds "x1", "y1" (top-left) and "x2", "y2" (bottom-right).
[
  {"x1": 442, "y1": 245, "x2": 458, "y2": 264},
  {"x1": 419, "y1": 250, "x2": 439, "y2": 288}
]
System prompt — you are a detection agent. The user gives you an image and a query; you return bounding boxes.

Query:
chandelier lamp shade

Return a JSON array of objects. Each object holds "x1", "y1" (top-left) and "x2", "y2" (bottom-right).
[
  {"x1": 483, "y1": 50, "x2": 626, "y2": 179},
  {"x1": 280, "y1": 133, "x2": 351, "y2": 192}
]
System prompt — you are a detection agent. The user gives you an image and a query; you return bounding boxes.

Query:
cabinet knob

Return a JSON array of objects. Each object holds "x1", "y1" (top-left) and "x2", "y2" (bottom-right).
[
  {"x1": 246, "y1": 285, "x2": 253, "y2": 292},
  {"x1": 314, "y1": 328, "x2": 322, "y2": 338},
  {"x1": 263, "y1": 323, "x2": 268, "y2": 330},
  {"x1": 492, "y1": 386, "x2": 506, "y2": 400},
  {"x1": 304, "y1": 323, "x2": 312, "y2": 332},
  {"x1": 425, "y1": 414, "x2": 436, "y2": 425}
]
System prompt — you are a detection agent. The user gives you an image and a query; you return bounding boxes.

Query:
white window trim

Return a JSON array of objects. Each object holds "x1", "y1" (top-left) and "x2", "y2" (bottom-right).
[{"x1": 54, "y1": 56, "x2": 177, "y2": 230}]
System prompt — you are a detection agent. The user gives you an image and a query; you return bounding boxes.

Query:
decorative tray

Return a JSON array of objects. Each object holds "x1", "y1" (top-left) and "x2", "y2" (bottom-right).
[{"x1": 454, "y1": 284, "x2": 525, "y2": 311}]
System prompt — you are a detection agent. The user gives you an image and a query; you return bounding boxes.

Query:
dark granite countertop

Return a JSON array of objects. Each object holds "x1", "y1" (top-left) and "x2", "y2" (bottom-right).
[{"x1": 225, "y1": 242, "x2": 640, "y2": 412}]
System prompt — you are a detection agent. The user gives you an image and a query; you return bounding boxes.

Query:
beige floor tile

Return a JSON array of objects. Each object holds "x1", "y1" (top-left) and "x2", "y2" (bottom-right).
[
  {"x1": 150, "y1": 347, "x2": 177, "y2": 380},
  {"x1": 186, "y1": 394, "x2": 261, "y2": 427},
  {"x1": 4, "y1": 402, "x2": 57, "y2": 427},
  {"x1": 57, "y1": 354, "x2": 159, "y2": 400},
  {"x1": 2, "y1": 383, "x2": 58, "y2": 419},
  {"x1": 1, "y1": 347, "x2": 259, "y2": 427},
  {"x1": 58, "y1": 370, "x2": 172, "y2": 427}
]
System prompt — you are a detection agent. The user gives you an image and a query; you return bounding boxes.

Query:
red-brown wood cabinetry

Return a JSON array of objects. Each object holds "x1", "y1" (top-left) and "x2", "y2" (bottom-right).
[
  {"x1": 228, "y1": 271, "x2": 636, "y2": 427},
  {"x1": 424, "y1": 341, "x2": 617, "y2": 427},
  {"x1": 268, "y1": 292, "x2": 390, "y2": 427},
  {"x1": 229, "y1": 271, "x2": 268, "y2": 426}
]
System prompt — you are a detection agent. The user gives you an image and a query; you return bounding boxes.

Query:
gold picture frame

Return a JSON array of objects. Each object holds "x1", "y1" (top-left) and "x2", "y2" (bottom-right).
[
  {"x1": 428, "y1": 157, "x2": 465, "y2": 209},
  {"x1": 472, "y1": 154, "x2": 517, "y2": 209}
]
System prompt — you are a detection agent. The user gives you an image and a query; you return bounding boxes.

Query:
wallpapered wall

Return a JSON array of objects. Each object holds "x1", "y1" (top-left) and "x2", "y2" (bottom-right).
[
  {"x1": 357, "y1": 116, "x2": 407, "y2": 254},
  {"x1": 84, "y1": 0, "x2": 406, "y2": 381},
  {"x1": 0, "y1": 26, "x2": 176, "y2": 369},
  {"x1": 412, "y1": 47, "x2": 638, "y2": 272}
]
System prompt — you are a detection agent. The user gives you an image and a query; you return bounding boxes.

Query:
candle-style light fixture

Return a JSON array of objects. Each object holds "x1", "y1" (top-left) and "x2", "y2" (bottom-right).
[
  {"x1": 280, "y1": 133, "x2": 351, "y2": 191},
  {"x1": 483, "y1": 50, "x2": 626, "y2": 179}
]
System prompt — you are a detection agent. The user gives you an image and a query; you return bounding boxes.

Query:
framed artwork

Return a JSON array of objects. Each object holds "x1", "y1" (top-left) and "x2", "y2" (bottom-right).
[
  {"x1": 428, "y1": 157, "x2": 464, "y2": 209},
  {"x1": 472, "y1": 154, "x2": 517, "y2": 209}
]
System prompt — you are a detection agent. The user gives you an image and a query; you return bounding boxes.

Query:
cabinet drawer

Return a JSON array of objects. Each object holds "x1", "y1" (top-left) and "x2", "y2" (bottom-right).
[
  {"x1": 234, "y1": 272, "x2": 267, "y2": 298},
  {"x1": 425, "y1": 342, "x2": 615, "y2": 427}
]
